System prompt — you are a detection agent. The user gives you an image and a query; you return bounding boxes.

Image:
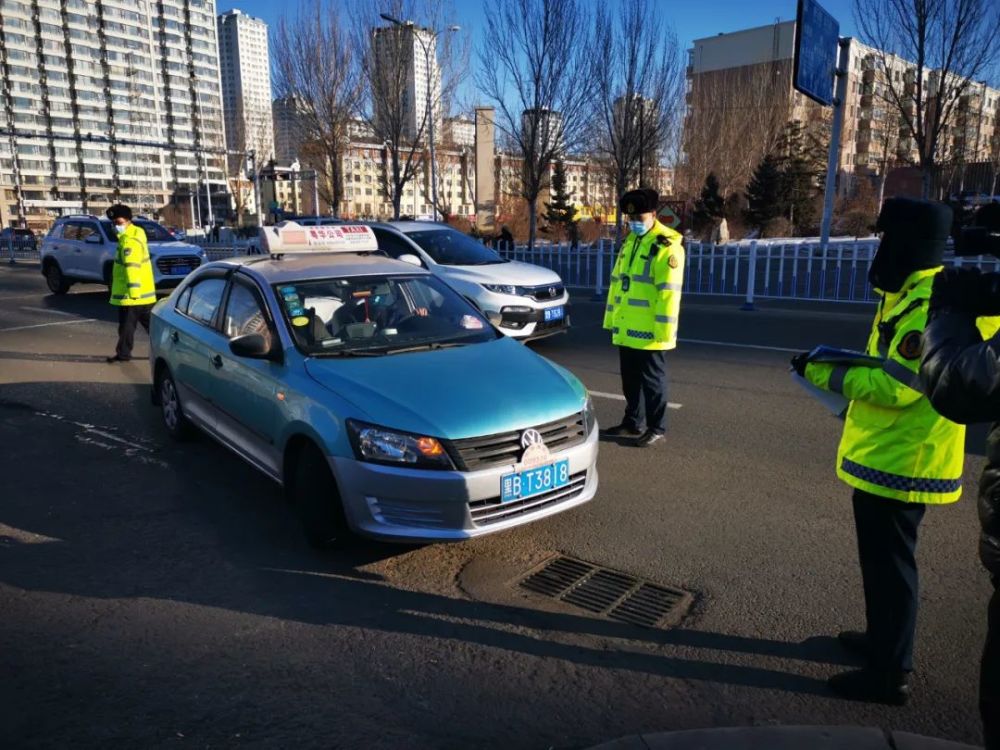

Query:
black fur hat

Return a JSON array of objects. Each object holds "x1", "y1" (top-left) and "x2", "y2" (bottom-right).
[{"x1": 869, "y1": 198, "x2": 952, "y2": 293}]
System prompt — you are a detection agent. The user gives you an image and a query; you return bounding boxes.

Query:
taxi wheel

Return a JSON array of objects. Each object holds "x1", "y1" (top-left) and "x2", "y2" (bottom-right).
[
  {"x1": 158, "y1": 369, "x2": 193, "y2": 440},
  {"x1": 293, "y1": 443, "x2": 351, "y2": 549}
]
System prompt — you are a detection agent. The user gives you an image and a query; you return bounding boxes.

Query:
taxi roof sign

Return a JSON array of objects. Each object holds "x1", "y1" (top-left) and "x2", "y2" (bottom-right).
[{"x1": 260, "y1": 221, "x2": 379, "y2": 254}]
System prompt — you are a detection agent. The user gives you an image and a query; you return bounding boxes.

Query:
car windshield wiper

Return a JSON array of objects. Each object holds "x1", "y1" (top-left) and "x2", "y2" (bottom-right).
[
  {"x1": 378, "y1": 341, "x2": 469, "y2": 355},
  {"x1": 311, "y1": 348, "x2": 384, "y2": 358}
]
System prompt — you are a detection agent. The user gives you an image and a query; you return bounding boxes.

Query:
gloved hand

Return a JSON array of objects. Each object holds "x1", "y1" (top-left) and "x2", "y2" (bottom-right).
[
  {"x1": 930, "y1": 268, "x2": 1000, "y2": 316},
  {"x1": 790, "y1": 352, "x2": 810, "y2": 377}
]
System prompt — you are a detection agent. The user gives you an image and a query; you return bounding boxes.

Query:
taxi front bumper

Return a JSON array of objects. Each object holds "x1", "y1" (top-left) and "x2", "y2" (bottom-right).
[{"x1": 328, "y1": 426, "x2": 599, "y2": 542}]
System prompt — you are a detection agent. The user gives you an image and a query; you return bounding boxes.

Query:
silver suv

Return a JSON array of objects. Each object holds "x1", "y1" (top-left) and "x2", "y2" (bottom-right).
[{"x1": 40, "y1": 215, "x2": 206, "y2": 295}]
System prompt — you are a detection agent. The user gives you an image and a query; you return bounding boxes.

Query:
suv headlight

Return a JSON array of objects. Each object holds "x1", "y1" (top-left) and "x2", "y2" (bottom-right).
[
  {"x1": 347, "y1": 420, "x2": 454, "y2": 470},
  {"x1": 583, "y1": 396, "x2": 597, "y2": 435},
  {"x1": 482, "y1": 283, "x2": 526, "y2": 296}
]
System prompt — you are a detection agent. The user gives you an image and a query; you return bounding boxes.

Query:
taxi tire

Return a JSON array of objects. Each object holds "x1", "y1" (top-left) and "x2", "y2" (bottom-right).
[
  {"x1": 293, "y1": 443, "x2": 351, "y2": 549},
  {"x1": 158, "y1": 369, "x2": 193, "y2": 441}
]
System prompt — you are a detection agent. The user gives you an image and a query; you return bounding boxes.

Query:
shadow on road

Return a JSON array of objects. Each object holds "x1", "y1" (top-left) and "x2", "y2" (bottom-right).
[{"x1": 1, "y1": 380, "x2": 840, "y2": 715}]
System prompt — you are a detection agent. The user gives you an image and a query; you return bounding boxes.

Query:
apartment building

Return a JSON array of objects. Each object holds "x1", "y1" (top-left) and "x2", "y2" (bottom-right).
[
  {"x1": 371, "y1": 24, "x2": 441, "y2": 144},
  {"x1": 683, "y1": 20, "x2": 1000, "y2": 195},
  {"x1": 217, "y1": 9, "x2": 273, "y2": 172},
  {"x1": 0, "y1": 0, "x2": 227, "y2": 229}
]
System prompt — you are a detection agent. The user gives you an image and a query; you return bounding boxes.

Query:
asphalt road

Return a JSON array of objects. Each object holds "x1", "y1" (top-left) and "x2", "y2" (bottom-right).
[{"x1": 0, "y1": 261, "x2": 993, "y2": 749}]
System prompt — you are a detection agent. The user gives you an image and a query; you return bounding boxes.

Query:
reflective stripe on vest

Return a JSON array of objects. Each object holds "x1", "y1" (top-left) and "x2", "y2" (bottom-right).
[{"x1": 841, "y1": 458, "x2": 961, "y2": 495}]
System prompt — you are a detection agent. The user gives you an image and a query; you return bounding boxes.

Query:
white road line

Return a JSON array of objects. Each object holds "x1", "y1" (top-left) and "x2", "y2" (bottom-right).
[
  {"x1": 589, "y1": 389, "x2": 682, "y2": 409},
  {"x1": 19, "y1": 306, "x2": 77, "y2": 317},
  {"x1": 0, "y1": 318, "x2": 96, "y2": 333},
  {"x1": 678, "y1": 337, "x2": 800, "y2": 353}
]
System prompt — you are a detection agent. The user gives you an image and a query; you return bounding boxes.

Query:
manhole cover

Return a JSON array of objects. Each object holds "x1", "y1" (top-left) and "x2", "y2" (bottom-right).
[{"x1": 518, "y1": 555, "x2": 692, "y2": 628}]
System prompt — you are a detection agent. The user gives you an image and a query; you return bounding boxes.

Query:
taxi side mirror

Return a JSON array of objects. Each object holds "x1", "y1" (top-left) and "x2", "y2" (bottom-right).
[
  {"x1": 230, "y1": 333, "x2": 280, "y2": 362},
  {"x1": 398, "y1": 253, "x2": 423, "y2": 268}
]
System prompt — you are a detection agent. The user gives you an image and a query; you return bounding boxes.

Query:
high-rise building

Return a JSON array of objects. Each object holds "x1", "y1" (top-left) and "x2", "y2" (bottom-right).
[
  {"x1": 371, "y1": 24, "x2": 441, "y2": 143},
  {"x1": 0, "y1": 0, "x2": 228, "y2": 229},
  {"x1": 217, "y1": 9, "x2": 273, "y2": 172},
  {"x1": 521, "y1": 108, "x2": 564, "y2": 156},
  {"x1": 442, "y1": 116, "x2": 474, "y2": 147},
  {"x1": 272, "y1": 95, "x2": 308, "y2": 162}
]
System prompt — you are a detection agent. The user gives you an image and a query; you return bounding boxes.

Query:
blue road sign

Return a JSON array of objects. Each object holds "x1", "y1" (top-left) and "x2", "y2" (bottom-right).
[{"x1": 794, "y1": 0, "x2": 840, "y2": 106}]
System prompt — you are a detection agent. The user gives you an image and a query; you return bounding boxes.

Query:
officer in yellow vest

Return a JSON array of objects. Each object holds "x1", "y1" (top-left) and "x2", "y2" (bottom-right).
[
  {"x1": 105, "y1": 204, "x2": 156, "y2": 363},
  {"x1": 601, "y1": 188, "x2": 684, "y2": 447},
  {"x1": 792, "y1": 198, "x2": 974, "y2": 704}
]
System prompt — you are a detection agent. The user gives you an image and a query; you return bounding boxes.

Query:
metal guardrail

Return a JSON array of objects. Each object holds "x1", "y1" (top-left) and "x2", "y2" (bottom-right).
[
  {"x1": 496, "y1": 238, "x2": 1000, "y2": 306},
  {"x1": 9, "y1": 235, "x2": 1000, "y2": 306}
]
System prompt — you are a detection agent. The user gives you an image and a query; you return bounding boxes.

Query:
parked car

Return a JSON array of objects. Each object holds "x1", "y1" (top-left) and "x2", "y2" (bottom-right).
[
  {"x1": 0, "y1": 226, "x2": 37, "y2": 252},
  {"x1": 149, "y1": 223, "x2": 598, "y2": 547},
  {"x1": 367, "y1": 221, "x2": 570, "y2": 340},
  {"x1": 40, "y1": 215, "x2": 206, "y2": 294}
]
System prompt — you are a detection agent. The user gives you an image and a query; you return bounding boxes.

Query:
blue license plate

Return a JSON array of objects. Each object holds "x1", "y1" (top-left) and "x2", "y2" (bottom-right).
[
  {"x1": 544, "y1": 306, "x2": 564, "y2": 322},
  {"x1": 172, "y1": 266, "x2": 190, "y2": 275},
  {"x1": 501, "y1": 459, "x2": 570, "y2": 503}
]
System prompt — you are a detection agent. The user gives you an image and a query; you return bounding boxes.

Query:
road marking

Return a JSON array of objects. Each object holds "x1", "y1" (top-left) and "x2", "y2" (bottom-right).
[
  {"x1": 19, "y1": 306, "x2": 77, "y2": 317},
  {"x1": 0, "y1": 293, "x2": 54, "y2": 301},
  {"x1": 589, "y1": 389, "x2": 682, "y2": 409},
  {"x1": 679, "y1": 338, "x2": 800, "y2": 353},
  {"x1": 0, "y1": 318, "x2": 96, "y2": 333}
]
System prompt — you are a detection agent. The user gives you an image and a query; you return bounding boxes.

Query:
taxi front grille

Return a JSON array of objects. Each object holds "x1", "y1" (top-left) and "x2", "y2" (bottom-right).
[
  {"x1": 469, "y1": 471, "x2": 587, "y2": 526},
  {"x1": 447, "y1": 412, "x2": 586, "y2": 472},
  {"x1": 156, "y1": 256, "x2": 201, "y2": 275}
]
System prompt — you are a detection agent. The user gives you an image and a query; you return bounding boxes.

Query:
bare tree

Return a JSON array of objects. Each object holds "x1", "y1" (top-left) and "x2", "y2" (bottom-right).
[
  {"x1": 477, "y1": 0, "x2": 594, "y2": 249},
  {"x1": 854, "y1": 0, "x2": 1000, "y2": 197},
  {"x1": 589, "y1": 0, "x2": 683, "y2": 241},
  {"x1": 354, "y1": 0, "x2": 467, "y2": 220},
  {"x1": 272, "y1": 0, "x2": 363, "y2": 217},
  {"x1": 227, "y1": 101, "x2": 273, "y2": 224},
  {"x1": 679, "y1": 62, "x2": 792, "y2": 202}
]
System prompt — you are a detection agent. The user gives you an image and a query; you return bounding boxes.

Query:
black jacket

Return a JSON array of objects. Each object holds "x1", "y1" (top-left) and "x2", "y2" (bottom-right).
[{"x1": 920, "y1": 311, "x2": 1000, "y2": 577}]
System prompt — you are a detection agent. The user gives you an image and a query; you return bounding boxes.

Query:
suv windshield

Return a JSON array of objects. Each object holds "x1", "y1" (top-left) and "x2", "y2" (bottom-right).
[
  {"x1": 405, "y1": 228, "x2": 506, "y2": 266},
  {"x1": 97, "y1": 219, "x2": 179, "y2": 243},
  {"x1": 276, "y1": 274, "x2": 497, "y2": 356}
]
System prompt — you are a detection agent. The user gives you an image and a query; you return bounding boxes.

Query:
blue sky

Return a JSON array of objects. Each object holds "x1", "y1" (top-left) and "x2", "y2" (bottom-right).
[{"x1": 220, "y1": 0, "x2": 860, "y2": 103}]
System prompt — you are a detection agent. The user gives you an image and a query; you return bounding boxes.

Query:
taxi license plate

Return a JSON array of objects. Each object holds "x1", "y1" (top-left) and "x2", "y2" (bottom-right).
[
  {"x1": 544, "y1": 306, "x2": 564, "y2": 322},
  {"x1": 501, "y1": 460, "x2": 570, "y2": 503}
]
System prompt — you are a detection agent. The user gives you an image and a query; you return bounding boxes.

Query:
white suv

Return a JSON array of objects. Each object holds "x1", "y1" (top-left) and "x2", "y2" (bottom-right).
[
  {"x1": 368, "y1": 222, "x2": 570, "y2": 340},
  {"x1": 40, "y1": 215, "x2": 206, "y2": 295}
]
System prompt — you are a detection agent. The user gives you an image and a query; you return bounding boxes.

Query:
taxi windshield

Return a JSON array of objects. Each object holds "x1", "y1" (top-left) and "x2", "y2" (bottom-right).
[{"x1": 275, "y1": 274, "x2": 497, "y2": 356}]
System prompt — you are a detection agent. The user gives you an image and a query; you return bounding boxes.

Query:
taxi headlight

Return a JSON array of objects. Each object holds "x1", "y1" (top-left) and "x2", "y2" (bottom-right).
[
  {"x1": 583, "y1": 396, "x2": 597, "y2": 435},
  {"x1": 347, "y1": 420, "x2": 454, "y2": 470}
]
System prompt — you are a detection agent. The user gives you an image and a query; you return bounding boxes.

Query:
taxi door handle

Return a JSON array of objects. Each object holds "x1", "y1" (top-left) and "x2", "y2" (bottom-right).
[
  {"x1": 211, "y1": 354, "x2": 223, "y2": 369},
  {"x1": 170, "y1": 330, "x2": 179, "y2": 344}
]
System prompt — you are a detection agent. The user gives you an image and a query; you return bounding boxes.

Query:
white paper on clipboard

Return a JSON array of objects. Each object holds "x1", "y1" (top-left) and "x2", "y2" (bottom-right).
[{"x1": 791, "y1": 372, "x2": 849, "y2": 418}]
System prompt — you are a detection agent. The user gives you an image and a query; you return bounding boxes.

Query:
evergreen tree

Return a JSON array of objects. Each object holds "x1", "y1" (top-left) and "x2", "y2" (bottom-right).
[
  {"x1": 776, "y1": 121, "x2": 826, "y2": 235},
  {"x1": 544, "y1": 160, "x2": 575, "y2": 236},
  {"x1": 692, "y1": 172, "x2": 725, "y2": 233},
  {"x1": 744, "y1": 154, "x2": 785, "y2": 234}
]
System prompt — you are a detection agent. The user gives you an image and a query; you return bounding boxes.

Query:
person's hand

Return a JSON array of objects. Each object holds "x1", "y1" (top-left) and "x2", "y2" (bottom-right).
[
  {"x1": 930, "y1": 268, "x2": 1000, "y2": 316},
  {"x1": 415, "y1": 307, "x2": 429, "y2": 317},
  {"x1": 790, "y1": 352, "x2": 810, "y2": 377}
]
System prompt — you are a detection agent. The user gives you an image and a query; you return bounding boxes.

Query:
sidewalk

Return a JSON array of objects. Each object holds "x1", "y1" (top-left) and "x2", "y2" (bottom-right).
[{"x1": 588, "y1": 726, "x2": 980, "y2": 750}]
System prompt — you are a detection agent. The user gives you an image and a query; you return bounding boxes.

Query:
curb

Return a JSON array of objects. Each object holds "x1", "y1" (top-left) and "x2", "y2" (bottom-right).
[{"x1": 586, "y1": 726, "x2": 980, "y2": 750}]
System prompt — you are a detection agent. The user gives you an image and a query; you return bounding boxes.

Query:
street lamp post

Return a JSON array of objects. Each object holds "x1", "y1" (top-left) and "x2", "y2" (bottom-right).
[{"x1": 379, "y1": 14, "x2": 459, "y2": 222}]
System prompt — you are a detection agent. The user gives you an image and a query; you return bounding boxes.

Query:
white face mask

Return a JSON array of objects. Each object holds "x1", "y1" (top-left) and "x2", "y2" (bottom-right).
[{"x1": 115, "y1": 224, "x2": 126, "y2": 235}]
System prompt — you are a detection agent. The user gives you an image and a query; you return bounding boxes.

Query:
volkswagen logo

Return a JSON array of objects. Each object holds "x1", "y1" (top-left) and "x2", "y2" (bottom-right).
[{"x1": 520, "y1": 429, "x2": 544, "y2": 450}]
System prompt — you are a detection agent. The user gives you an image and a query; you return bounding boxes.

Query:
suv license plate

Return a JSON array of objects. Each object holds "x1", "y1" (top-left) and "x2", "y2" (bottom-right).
[
  {"x1": 501, "y1": 459, "x2": 570, "y2": 503},
  {"x1": 544, "y1": 306, "x2": 564, "y2": 322},
  {"x1": 172, "y1": 266, "x2": 190, "y2": 275}
]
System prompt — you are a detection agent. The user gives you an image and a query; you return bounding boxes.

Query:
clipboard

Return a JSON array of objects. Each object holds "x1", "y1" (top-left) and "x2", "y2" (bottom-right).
[
  {"x1": 791, "y1": 372, "x2": 849, "y2": 418},
  {"x1": 806, "y1": 345, "x2": 883, "y2": 368}
]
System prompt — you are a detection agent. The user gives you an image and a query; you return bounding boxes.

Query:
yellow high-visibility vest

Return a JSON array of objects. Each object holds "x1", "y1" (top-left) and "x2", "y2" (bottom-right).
[
  {"x1": 110, "y1": 223, "x2": 156, "y2": 306},
  {"x1": 603, "y1": 220, "x2": 684, "y2": 350}
]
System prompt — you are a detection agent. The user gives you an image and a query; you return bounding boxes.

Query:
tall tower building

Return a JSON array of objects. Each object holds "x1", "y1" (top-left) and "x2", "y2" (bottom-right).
[
  {"x1": 217, "y1": 9, "x2": 273, "y2": 172},
  {"x1": 0, "y1": 0, "x2": 228, "y2": 228},
  {"x1": 371, "y1": 24, "x2": 441, "y2": 143}
]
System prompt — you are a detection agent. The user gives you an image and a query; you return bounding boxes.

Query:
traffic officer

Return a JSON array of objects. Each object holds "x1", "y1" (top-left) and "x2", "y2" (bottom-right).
[
  {"x1": 600, "y1": 188, "x2": 684, "y2": 448},
  {"x1": 105, "y1": 204, "x2": 156, "y2": 363},
  {"x1": 791, "y1": 198, "x2": 982, "y2": 705}
]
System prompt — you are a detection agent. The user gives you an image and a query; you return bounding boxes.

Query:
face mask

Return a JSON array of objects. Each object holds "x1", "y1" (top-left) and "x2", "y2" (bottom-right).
[
  {"x1": 628, "y1": 220, "x2": 649, "y2": 236},
  {"x1": 115, "y1": 224, "x2": 126, "y2": 235}
]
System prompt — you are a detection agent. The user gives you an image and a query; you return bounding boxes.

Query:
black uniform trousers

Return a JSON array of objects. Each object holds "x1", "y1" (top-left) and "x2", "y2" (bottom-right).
[
  {"x1": 115, "y1": 304, "x2": 153, "y2": 360},
  {"x1": 618, "y1": 345, "x2": 669, "y2": 435},
  {"x1": 851, "y1": 488, "x2": 926, "y2": 672},
  {"x1": 983, "y1": 578, "x2": 1000, "y2": 750}
]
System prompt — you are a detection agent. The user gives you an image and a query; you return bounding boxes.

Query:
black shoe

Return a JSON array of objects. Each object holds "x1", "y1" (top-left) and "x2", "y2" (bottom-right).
[
  {"x1": 837, "y1": 630, "x2": 872, "y2": 660},
  {"x1": 827, "y1": 667, "x2": 910, "y2": 706},
  {"x1": 600, "y1": 423, "x2": 643, "y2": 438},
  {"x1": 634, "y1": 431, "x2": 665, "y2": 448},
  {"x1": 106, "y1": 355, "x2": 129, "y2": 363}
]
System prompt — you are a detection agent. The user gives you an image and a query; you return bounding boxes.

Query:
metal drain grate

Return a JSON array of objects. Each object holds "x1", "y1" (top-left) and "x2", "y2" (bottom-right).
[{"x1": 518, "y1": 555, "x2": 692, "y2": 629}]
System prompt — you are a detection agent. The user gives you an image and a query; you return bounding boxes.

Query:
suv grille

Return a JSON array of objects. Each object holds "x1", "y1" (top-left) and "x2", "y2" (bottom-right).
[
  {"x1": 469, "y1": 471, "x2": 587, "y2": 526},
  {"x1": 447, "y1": 412, "x2": 586, "y2": 472},
  {"x1": 526, "y1": 284, "x2": 564, "y2": 301},
  {"x1": 157, "y1": 256, "x2": 201, "y2": 275}
]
